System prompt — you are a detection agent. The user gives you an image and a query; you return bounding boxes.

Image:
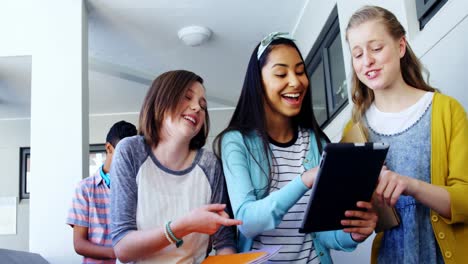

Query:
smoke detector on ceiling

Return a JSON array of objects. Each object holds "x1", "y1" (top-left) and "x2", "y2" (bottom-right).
[{"x1": 178, "y1": 26, "x2": 212, "y2": 47}]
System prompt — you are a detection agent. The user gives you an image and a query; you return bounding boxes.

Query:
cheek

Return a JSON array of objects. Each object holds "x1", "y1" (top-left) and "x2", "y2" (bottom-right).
[
  {"x1": 300, "y1": 76, "x2": 309, "y2": 87},
  {"x1": 199, "y1": 113, "x2": 206, "y2": 126},
  {"x1": 352, "y1": 59, "x2": 361, "y2": 73},
  {"x1": 263, "y1": 84, "x2": 276, "y2": 100}
]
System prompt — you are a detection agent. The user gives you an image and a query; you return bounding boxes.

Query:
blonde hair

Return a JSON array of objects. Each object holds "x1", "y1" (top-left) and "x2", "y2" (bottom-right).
[{"x1": 345, "y1": 5, "x2": 436, "y2": 123}]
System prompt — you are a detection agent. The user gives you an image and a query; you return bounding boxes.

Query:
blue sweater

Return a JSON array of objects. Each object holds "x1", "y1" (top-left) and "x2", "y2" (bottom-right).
[{"x1": 221, "y1": 130, "x2": 359, "y2": 264}]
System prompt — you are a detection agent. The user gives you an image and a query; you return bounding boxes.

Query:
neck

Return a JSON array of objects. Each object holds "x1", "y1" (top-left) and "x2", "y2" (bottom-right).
[
  {"x1": 265, "y1": 113, "x2": 294, "y2": 143},
  {"x1": 373, "y1": 78, "x2": 426, "y2": 112},
  {"x1": 103, "y1": 159, "x2": 111, "y2": 174},
  {"x1": 153, "y1": 138, "x2": 194, "y2": 171}
]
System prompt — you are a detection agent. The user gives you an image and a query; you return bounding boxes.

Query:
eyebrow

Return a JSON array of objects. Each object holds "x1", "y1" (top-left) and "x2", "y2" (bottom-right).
[{"x1": 271, "y1": 62, "x2": 304, "y2": 68}]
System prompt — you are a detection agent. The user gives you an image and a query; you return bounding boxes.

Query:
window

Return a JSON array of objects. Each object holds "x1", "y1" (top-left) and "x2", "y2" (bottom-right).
[
  {"x1": 19, "y1": 144, "x2": 107, "y2": 199},
  {"x1": 89, "y1": 144, "x2": 107, "y2": 177},
  {"x1": 305, "y1": 6, "x2": 348, "y2": 128},
  {"x1": 19, "y1": 147, "x2": 30, "y2": 200},
  {"x1": 416, "y1": 0, "x2": 448, "y2": 29}
]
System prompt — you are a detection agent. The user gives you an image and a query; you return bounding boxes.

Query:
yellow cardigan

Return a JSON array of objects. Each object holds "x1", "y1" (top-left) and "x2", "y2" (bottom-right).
[{"x1": 343, "y1": 93, "x2": 468, "y2": 263}]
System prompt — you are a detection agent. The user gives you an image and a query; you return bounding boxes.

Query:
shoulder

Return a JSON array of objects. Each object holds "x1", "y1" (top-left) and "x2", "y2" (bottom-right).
[
  {"x1": 434, "y1": 93, "x2": 463, "y2": 108},
  {"x1": 221, "y1": 130, "x2": 261, "y2": 148},
  {"x1": 75, "y1": 175, "x2": 97, "y2": 190},
  {"x1": 221, "y1": 130, "x2": 244, "y2": 144},
  {"x1": 433, "y1": 93, "x2": 467, "y2": 118},
  {"x1": 116, "y1": 135, "x2": 145, "y2": 153},
  {"x1": 114, "y1": 135, "x2": 149, "y2": 165},
  {"x1": 198, "y1": 148, "x2": 219, "y2": 167},
  {"x1": 72, "y1": 175, "x2": 99, "y2": 199}
]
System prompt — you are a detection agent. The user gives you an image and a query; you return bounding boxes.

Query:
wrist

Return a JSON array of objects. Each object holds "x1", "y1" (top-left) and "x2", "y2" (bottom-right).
[
  {"x1": 301, "y1": 171, "x2": 313, "y2": 189},
  {"x1": 170, "y1": 218, "x2": 191, "y2": 238},
  {"x1": 165, "y1": 221, "x2": 184, "y2": 248},
  {"x1": 407, "y1": 177, "x2": 420, "y2": 197}
]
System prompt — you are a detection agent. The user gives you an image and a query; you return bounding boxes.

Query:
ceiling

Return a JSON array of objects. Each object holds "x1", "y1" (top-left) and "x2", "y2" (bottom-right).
[{"x1": 0, "y1": 0, "x2": 308, "y2": 119}]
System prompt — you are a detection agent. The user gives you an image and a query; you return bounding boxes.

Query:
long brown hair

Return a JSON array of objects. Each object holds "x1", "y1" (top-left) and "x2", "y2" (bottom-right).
[
  {"x1": 139, "y1": 70, "x2": 210, "y2": 149},
  {"x1": 345, "y1": 5, "x2": 436, "y2": 123}
]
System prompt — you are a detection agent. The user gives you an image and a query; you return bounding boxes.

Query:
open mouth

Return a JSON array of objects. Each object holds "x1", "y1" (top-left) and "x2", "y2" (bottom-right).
[
  {"x1": 281, "y1": 93, "x2": 301, "y2": 101},
  {"x1": 182, "y1": 115, "x2": 197, "y2": 125},
  {"x1": 366, "y1": 70, "x2": 379, "y2": 78},
  {"x1": 281, "y1": 92, "x2": 302, "y2": 104}
]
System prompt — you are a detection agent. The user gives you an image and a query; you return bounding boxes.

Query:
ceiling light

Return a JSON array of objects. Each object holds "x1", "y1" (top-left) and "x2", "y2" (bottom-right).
[{"x1": 178, "y1": 26, "x2": 212, "y2": 47}]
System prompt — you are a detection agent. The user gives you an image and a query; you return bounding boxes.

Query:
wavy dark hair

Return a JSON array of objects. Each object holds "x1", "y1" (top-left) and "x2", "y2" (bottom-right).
[
  {"x1": 345, "y1": 5, "x2": 436, "y2": 124},
  {"x1": 139, "y1": 70, "x2": 210, "y2": 150},
  {"x1": 214, "y1": 38, "x2": 329, "y2": 196}
]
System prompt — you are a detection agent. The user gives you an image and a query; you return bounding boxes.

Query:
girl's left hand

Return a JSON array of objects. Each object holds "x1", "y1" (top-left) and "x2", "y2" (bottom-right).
[{"x1": 341, "y1": 201, "x2": 378, "y2": 242}]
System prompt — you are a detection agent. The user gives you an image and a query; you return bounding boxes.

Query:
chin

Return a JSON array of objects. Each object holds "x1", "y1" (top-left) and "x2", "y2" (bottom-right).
[{"x1": 284, "y1": 110, "x2": 301, "y2": 117}]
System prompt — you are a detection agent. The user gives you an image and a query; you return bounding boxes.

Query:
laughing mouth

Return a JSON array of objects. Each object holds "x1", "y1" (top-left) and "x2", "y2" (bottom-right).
[
  {"x1": 183, "y1": 115, "x2": 196, "y2": 125},
  {"x1": 282, "y1": 92, "x2": 301, "y2": 101}
]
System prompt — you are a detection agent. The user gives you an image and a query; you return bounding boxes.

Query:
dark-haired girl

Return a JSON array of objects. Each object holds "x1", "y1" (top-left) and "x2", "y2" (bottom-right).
[{"x1": 216, "y1": 33, "x2": 377, "y2": 264}]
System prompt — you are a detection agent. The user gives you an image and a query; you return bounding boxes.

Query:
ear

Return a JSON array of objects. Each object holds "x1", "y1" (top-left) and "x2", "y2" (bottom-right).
[
  {"x1": 399, "y1": 36, "x2": 407, "y2": 58},
  {"x1": 105, "y1": 142, "x2": 114, "y2": 155}
]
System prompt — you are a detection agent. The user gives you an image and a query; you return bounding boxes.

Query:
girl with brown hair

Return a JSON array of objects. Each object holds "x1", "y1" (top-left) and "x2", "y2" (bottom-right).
[{"x1": 110, "y1": 70, "x2": 241, "y2": 263}]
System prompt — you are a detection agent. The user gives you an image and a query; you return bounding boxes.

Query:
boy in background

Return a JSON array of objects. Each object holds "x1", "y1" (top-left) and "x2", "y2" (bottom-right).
[{"x1": 67, "y1": 120, "x2": 137, "y2": 263}]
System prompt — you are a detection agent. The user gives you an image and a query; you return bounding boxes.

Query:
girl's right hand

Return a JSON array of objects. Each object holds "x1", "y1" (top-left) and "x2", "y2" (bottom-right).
[
  {"x1": 179, "y1": 204, "x2": 242, "y2": 235},
  {"x1": 301, "y1": 166, "x2": 319, "y2": 189}
]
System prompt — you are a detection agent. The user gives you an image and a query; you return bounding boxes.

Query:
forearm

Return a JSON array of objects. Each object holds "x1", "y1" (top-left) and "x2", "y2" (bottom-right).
[
  {"x1": 236, "y1": 176, "x2": 308, "y2": 238},
  {"x1": 115, "y1": 219, "x2": 194, "y2": 263},
  {"x1": 411, "y1": 179, "x2": 451, "y2": 219},
  {"x1": 74, "y1": 240, "x2": 115, "y2": 259}
]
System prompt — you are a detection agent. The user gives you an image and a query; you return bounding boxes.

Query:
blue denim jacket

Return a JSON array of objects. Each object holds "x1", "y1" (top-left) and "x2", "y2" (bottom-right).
[{"x1": 221, "y1": 130, "x2": 359, "y2": 264}]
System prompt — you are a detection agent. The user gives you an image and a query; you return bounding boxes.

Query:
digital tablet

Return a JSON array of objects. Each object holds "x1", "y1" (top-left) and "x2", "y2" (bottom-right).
[{"x1": 299, "y1": 142, "x2": 389, "y2": 233}]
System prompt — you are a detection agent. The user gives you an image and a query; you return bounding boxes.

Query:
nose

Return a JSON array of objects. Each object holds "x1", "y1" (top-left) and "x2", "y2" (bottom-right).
[
  {"x1": 363, "y1": 52, "x2": 375, "y2": 67},
  {"x1": 288, "y1": 73, "x2": 300, "y2": 88},
  {"x1": 190, "y1": 101, "x2": 201, "y2": 112}
]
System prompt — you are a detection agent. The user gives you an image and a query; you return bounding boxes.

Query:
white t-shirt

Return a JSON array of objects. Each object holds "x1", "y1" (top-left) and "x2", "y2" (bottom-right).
[{"x1": 366, "y1": 92, "x2": 434, "y2": 135}]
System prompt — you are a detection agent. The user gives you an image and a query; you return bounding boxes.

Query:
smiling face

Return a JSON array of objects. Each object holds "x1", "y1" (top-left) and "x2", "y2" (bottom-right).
[
  {"x1": 261, "y1": 44, "x2": 309, "y2": 124},
  {"x1": 162, "y1": 81, "x2": 207, "y2": 141},
  {"x1": 347, "y1": 19, "x2": 406, "y2": 92}
]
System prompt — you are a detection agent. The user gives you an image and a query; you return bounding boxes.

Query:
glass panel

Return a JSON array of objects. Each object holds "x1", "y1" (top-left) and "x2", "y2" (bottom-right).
[
  {"x1": 328, "y1": 34, "x2": 347, "y2": 112},
  {"x1": 89, "y1": 144, "x2": 107, "y2": 177},
  {"x1": 310, "y1": 61, "x2": 327, "y2": 126}
]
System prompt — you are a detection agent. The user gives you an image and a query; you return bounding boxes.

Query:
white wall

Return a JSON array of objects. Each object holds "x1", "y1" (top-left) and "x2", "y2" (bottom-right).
[
  {"x1": 0, "y1": 119, "x2": 31, "y2": 251},
  {"x1": 28, "y1": 1, "x2": 88, "y2": 262},
  {"x1": 293, "y1": 0, "x2": 468, "y2": 263},
  {"x1": 0, "y1": 1, "x2": 33, "y2": 57},
  {"x1": 0, "y1": 0, "x2": 33, "y2": 253}
]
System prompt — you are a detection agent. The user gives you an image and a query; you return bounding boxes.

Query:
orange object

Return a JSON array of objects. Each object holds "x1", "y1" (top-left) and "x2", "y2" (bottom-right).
[{"x1": 202, "y1": 252, "x2": 267, "y2": 264}]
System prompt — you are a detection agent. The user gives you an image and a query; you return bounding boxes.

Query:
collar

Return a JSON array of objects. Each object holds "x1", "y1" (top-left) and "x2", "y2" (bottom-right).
[{"x1": 99, "y1": 165, "x2": 111, "y2": 188}]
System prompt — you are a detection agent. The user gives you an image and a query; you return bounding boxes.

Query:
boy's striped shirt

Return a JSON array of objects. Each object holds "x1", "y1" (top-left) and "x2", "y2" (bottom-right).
[{"x1": 67, "y1": 168, "x2": 115, "y2": 264}]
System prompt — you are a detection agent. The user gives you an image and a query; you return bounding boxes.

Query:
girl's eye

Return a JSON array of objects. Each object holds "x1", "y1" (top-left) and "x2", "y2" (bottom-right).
[
  {"x1": 185, "y1": 95, "x2": 192, "y2": 100},
  {"x1": 296, "y1": 71, "x2": 305, "y2": 75},
  {"x1": 275, "y1": 74, "x2": 287, "y2": 78}
]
